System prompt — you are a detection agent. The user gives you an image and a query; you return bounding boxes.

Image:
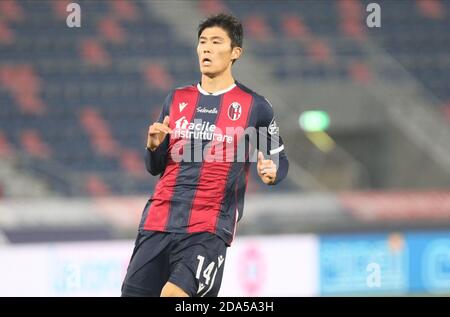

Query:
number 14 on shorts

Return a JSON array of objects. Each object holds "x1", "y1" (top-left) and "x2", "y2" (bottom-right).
[{"x1": 195, "y1": 254, "x2": 225, "y2": 295}]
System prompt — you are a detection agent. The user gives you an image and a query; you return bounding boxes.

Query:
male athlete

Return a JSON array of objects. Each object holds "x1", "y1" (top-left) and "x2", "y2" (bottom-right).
[{"x1": 121, "y1": 13, "x2": 289, "y2": 297}]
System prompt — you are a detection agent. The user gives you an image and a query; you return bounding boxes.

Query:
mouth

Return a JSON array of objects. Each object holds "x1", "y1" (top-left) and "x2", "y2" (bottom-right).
[{"x1": 202, "y1": 57, "x2": 212, "y2": 66}]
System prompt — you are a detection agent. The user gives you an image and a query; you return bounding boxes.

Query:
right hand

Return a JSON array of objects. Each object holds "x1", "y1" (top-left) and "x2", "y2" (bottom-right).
[{"x1": 147, "y1": 115, "x2": 172, "y2": 151}]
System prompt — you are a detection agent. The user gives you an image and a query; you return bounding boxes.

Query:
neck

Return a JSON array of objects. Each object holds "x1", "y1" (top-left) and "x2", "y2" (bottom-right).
[{"x1": 200, "y1": 69, "x2": 235, "y2": 94}]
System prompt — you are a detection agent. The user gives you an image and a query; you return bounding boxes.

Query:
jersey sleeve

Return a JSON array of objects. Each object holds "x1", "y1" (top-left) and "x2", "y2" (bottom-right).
[
  {"x1": 256, "y1": 97, "x2": 285, "y2": 156},
  {"x1": 156, "y1": 92, "x2": 173, "y2": 123},
  {"x1": 145, "y1": 91, "x2": 173, "y2": 176},
  {"x1": 256, "y1": 97, "x2": 289, "y2": 185}
]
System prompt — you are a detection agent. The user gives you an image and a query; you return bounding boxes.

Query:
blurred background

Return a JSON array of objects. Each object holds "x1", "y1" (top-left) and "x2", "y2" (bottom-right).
[{"x1": 0, "y1": 0, "x2": 449, "y2": 296}]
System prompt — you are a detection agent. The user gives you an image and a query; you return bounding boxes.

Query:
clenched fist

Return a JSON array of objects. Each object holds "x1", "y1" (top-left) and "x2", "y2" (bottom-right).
[{"x1": 147, "y1": 115, "x2": 172, "y2": 151}]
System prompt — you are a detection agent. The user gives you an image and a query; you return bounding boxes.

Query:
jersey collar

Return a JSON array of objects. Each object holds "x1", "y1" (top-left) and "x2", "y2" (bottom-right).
[{"x1": 197, "y1": 82, "x2": 236, "y2": 96}]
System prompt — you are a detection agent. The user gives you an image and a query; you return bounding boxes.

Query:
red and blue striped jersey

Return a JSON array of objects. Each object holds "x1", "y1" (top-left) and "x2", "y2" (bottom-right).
[{"x1": 140, "y1": 81, "x2": 288, "y2": 245}]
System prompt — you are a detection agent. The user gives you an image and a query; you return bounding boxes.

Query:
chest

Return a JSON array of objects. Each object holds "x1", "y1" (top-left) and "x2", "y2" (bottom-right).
[{"x1": 169, "y1": 92, "x2": 255, "y2": 139}]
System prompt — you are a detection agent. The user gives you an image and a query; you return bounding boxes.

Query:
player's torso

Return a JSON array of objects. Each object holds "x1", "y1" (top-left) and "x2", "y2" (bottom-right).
[
  {"x1": 155, "y1": 84, "x2": 256, "y2": 202},
  {"x1": 143, "y1": 83, "x2": 258, "y2": 243}
]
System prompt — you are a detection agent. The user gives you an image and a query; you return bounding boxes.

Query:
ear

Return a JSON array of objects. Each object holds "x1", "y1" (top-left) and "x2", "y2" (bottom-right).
[{"x1": 231, "y1": 46, "x2": 242, "y2": 62}]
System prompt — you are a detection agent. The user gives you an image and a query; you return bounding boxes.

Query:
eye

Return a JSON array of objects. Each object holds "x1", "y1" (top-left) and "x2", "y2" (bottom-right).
[{"x1": 213, "y1": 41, "x2": 220, "y2": 44}]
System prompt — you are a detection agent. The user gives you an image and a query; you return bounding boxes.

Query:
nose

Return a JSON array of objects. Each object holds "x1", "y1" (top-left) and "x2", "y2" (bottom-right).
[{"x1": 201, "y1": 42, "x2": 212, "y2": 53}]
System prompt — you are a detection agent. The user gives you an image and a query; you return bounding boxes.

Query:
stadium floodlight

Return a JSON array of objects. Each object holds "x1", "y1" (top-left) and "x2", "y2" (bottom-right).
[{"x1": 298, "y1": 110, "x2": 330, "y2": 132}]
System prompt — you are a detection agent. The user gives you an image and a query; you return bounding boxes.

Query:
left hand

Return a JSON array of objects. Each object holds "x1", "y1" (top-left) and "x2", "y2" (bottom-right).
[{"x1": 257, "y1": 151, "x2": 277, "y2": 185}]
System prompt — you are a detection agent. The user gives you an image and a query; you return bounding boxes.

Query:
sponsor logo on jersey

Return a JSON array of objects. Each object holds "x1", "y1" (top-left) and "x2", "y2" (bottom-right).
[
  {"x1": 197, "y1": 106, "x2": 218, "y2": 114},
  {"x1": 174, "y1": 116, "x2": 233, "y2": 143},
  {"x1": 179, "y1": 102, "x2": 188, "y2": 112}
]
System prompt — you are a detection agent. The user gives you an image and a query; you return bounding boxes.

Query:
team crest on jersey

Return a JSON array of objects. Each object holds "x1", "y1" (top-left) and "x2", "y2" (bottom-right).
[{"x1": 228, "y1": 102, "x2": 242, "y2": 121}]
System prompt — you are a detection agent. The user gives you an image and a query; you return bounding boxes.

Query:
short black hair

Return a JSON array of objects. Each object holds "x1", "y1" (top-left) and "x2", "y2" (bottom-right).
[{"x1": 198, "y1": 13, "x2": 243, "y2": 49}]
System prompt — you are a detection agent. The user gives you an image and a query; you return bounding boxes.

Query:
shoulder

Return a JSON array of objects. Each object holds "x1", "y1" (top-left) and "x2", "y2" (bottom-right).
[
  {"x1": 235, "y1": 82, "x2": 273, "y2": 112},
  {"x1": 163, "y1": 84, "x2": 197, "y2": 105},
  {"x1": 173, "y1": 84, "x2": 197, "y2": 94}
]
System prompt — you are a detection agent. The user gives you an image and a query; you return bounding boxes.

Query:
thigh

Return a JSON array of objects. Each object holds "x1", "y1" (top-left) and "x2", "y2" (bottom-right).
[
  {"x1": 168, "y1": 232, "x2": 228, "y2": 297},
  {"x1": 121, "y1": 231, "x2": 171, "y2": 297}
]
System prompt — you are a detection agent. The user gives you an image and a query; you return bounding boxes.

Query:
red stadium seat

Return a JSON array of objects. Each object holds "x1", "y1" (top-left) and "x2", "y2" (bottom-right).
[
  {"x1": 0, "y1": 0, "x2": 24, "y2": 22},
  {"x1": 307, "y1": 38, "x2": 332, "y2": 63},
  {"x1": 16, "y1": 93, "x2": 46, "y2": 115},
  {"x1": 144, "y1": 64, "x2": 173, "y2": 92},
  {"x1": 98, "y1": 17, "x2": 126, "y2": 44},
  {"x1": 110, "y1": 0, "x2": 139, "y2": 21},
  {"x1": 85, "y1": 174, "x2": 111, "y2": 196},
  {"x1": 244, "y1": 15, "x2": 272, "y2": 42},
  {"x1": 337, "y1": 0, "x2": 366, "y2": 41},
  {"x1": 340, "y1": 19, "x2": 365, "y2": 41},
  {"x1": 282, "y1": 15, "x2": 310, "y2": 40},
  {"x1": 416, "y1": 0, "x2": 446, "y2": 20},
  {"x1": 0, "y1": 64, "x2": 45, "y2": 114},
  {"x1": 0, "y1": 21, "x2": 14, "y2": 44},
  {"x1": 79, "y1": 107, "x2": 120, "y2": 157},
  {"x1": 0, "y1": 131, "x2": 14, "y2": 158},
  {"x1": 199, "y1": 0, "x2": 229, "y2": 15},
  {"x1": 443, "y1": 101, "x2": 450, "y2": 122},
  {"x1": 80, "y1": 39, "x2": 111, "y2": 67},
  {"x1": 50, "y1": 0, "x2": 72, "y2": 20},
  {"x1": 20, "y1": 129, "x2": 52, "y2": 159},
  {"x1": 120, "y1": 149, "x2": 146, "y2": 179},
  {"x1": 348, "y1": 61, "x2": 372, "y2": 85}
]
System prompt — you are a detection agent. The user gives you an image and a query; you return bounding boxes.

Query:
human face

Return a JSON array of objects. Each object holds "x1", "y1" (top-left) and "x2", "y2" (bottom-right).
[{"x1": 197, "y1": 26, "x2": 241, "y2": 77}]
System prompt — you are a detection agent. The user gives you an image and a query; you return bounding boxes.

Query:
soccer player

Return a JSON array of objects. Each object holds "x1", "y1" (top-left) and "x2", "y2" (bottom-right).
[{"x1": 121, "y1": 13, "x2": 289, "y2": 297}]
